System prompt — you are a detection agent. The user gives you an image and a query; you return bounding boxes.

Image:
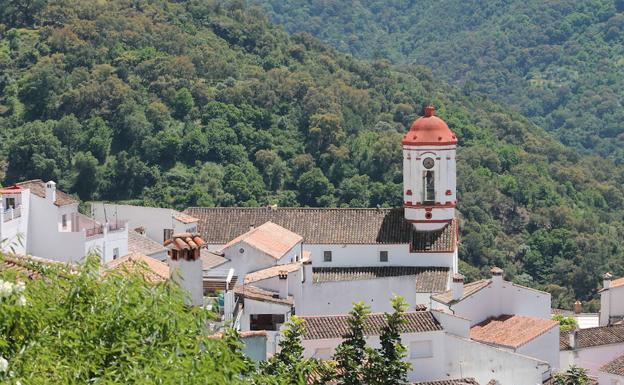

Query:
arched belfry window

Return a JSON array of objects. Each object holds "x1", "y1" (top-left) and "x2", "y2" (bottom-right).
[{"x1": 424, "y1": 171, "x2": 435, "y2": 204}]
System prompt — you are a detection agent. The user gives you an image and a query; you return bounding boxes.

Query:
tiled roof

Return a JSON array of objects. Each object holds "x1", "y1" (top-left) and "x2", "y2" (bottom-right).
[
  {"x1": 432, "y1": 279, "x2": 491, "y2": 305},
  {"x1": 164, "y1": 233, "x2": 206, "y2": 250},
  {"x1": 244, "y1": 262, "x2": 301, "y2": 284},
  {"x1": 219, "y1": 221, "x2": 302, "y2": 260},
  {"x1": 601, "y1": 354, "x2": 624, "y2": 376},
  {"x1": 470, "y1": 315, "x2": 559, "y2": 349},
  {"x1": 560, "y1": 324, "x2": 624, "y2": 350},
  {"x1": 412, "y1": 379, "x2": 480, "y2": 385},
  {"x1": 16, "y1": 179, "x2": 78, "y2": 206},
  {"x1": 0, "y1": 254, "x2": 70, "y2": 279},
  {"x1": 127, "y1": 230, "x2": 167, "y2": 257},
  {"x1": 302, "y1": 311, "x2": 442, "y2": 340},
  {"x1": 312, "y1": 266, "x2": 449, "y2": 292},
  {"x1": 200, "y1": 249, "x2": 228, "y2": 270},
  {"x1": 234, "y1": 285, "x2": 293, "y2": 305},
  {"x1": 543, "y1": 376, "x2": 597, "y2": 385},
  {"x1": 173, "y1": 212, "x2": 198, "y2": 224},
  {"x1": 185, "y1": 207, "x2": 457, "y2": 250},
  {"x1": 104, "y1": 252, "x2": 170, "y2": 283},
  {"x1": 609, "y1": 277, "x2": 624, "y2": 289}
]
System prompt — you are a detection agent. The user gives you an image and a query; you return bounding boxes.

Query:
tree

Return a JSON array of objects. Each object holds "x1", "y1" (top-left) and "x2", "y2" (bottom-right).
[
  {"x1": 72, "y1": 151, "x2": 99, "y2": 200},
  {"x1": 366, "y1": 295, "x2": 411, "y2": 385},
  {"x1": 552, "y1": 314, "x2": 578, "y2": 332},
  {"x1": 296, "y1": 168, "x2": 334, "y2": 206},
  {"x1": 333, "y1": 301, "x2": 370, "y2": 385},
  {"x1": 0, "y1": 254, "x2": 270, "y2": 384},
  {"x1": 173, "y1": 87, "x2": 195, "y2": 119},
  {"x1": 553, "y1": 366, "x2": 589, "y2": 385},
  {"x1": 260, "y1": 316, "x2": 318, "y2": 384}
]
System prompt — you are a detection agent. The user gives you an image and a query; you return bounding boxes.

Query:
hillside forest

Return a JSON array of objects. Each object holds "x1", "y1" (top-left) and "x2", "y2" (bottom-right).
[
  {"x1": 254, "y1": 0, "x2": 624, "y2": 159},
  {"x1": 0, "y1": 0, "x2": 623, "y2": 309}
]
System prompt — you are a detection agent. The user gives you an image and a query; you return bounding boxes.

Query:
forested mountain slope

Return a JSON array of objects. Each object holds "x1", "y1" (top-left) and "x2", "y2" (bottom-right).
[
  {"x1": 0, "y1": 0, "x2": 623, "y2": 308},
  {"x1": 253, "y1": 0, "x2": 624, "y2": 159}
]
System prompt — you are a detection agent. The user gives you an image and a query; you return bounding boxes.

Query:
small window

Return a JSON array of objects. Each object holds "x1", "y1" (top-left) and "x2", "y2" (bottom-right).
[
  {"x1": 380, "y1": 251, "x2": 388, "y2": 262},
  {"x1": 409, "y1": 340, "x2": 433, "y2": 359},
  {"x1": 424, "y1": 170, "x2": 435, "y2": 203},
  {"x1": 163, "y1": 228, "x2": 173, "y2": 242},
  {"x1": 239, "y1": 247, "x2": 245, "y2": 254},
  {"x1": 323, "y1": 251, "x2": 332, "y2": 262},
  {"x1": 113, "y1": 247, "x2": 119, "y2": 260},
  {"x1": 5, "y1": 198, "x2": 15, "y2": 209},
  {"x1": 62, "y1": 214, "x2": 67, "y2": 229}
]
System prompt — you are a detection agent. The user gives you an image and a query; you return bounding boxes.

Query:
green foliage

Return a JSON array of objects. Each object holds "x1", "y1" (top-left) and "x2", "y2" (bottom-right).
[
  {"x1": 366, "y1": 295, "x2": 411, "y2": 385},
  {"x1": 333, "y1": 301, "x2": 370, "y2": 385},
  {"x1": 254, "y1": 0, "x2": 624, "y2": 159},
  {"x1": 0, "y1": 0, "x2": 623, "y2": 305},
  {"x1": 553, "y1": 365, "x2": 590, "y2": 385},
  {"x1": 260, "y1": 316, "x2": 319, "y2": 385},
  {"x1": 553, "y1": 314, "x2": 579, "y2": 332},
  {"x1": 0, "y1": 254, "x2": 266, "y2": 384}
]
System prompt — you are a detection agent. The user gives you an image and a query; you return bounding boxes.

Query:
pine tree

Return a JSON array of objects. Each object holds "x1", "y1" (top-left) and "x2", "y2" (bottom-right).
[
  {"x1": 333, "y1": 301, "x2": 370, "y2": 385},
  {"x1": 367, "y1": 295, "x2": 411, "y2": 385}
]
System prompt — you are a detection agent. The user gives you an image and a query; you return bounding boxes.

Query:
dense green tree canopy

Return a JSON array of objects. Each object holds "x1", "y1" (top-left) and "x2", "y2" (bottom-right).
[
  {"x1": 0, "y1": 0, "x2": 623, "y2": 308},
  {"x1": 253, "y1": 0, "x2": 624, "y2": 159}
]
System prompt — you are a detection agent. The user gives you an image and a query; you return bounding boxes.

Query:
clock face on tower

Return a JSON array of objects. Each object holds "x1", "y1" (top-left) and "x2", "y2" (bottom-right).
[{"x1": 423, "y1": 157, "x2": 435, "y2": 169}]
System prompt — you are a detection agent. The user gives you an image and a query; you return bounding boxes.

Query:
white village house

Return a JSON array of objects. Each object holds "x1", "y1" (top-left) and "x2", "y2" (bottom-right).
[{"x1": 0, "y1": 180, "x2": 128, "y2": 263}]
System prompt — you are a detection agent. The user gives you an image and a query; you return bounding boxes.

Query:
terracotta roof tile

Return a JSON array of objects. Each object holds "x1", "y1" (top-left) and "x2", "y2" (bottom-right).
[
  {"x1": 185, "y1": 207, "x2": 457, "y2": 249},
  {"x1": 432, "y1": 279, "x2": 491, "y2": 305},
  {"x1": 219, "y1": 221, "x2": 302, "y2": 260},
  {"x1": 0, "y1": 254, "x2": 71, "y2": 279},
  {"x1": 104, "y1": 252, "x2": 170, "y2": 283},
  {"x1": 16, "y1": 179, "x2": 78, "y2": 206},
  {"x1": 244, "y1": 262, "x2": 301, "y2": 284},
  {"x1": 560, "y1": 324, "x2": 624, "y2": 350},
  {"x1": 312, "y1": 266, "x2": 449, "y2": 292},
  {"x1": 302, "y1": 311, "x2": 442, "y2": 340},
  {"x1": 610, "y1": 276, "x2": 624, "y2": 289},
  {"x1": 601, "y1": 354, "x2": 624, "y2": 376},
  {"x1": 412, "y1": 379, "x2": 480, "y2": 385},
  {"x1": 234, "y1": 285, "x2": 293, "y2": 305},
  {"x1": 470, "y1": 315, "x2": 559, "y2": 349},
  {"x1": 127, "y1": 230, "x2": 167, "y2": 257},
  {"x1": 173, "y1": 212, "x2": 198, "y2": 224}
]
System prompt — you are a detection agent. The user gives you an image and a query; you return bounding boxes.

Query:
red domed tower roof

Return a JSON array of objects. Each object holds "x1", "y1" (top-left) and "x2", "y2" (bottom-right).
[{"x1": 402, "y1": 105, "x2": 457, "y2": 146}]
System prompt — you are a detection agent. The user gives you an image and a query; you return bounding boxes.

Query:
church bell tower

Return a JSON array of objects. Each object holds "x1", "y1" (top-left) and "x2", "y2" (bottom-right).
[{"x1": 402, "y1": 105, "x2": 457, "y2": 231}]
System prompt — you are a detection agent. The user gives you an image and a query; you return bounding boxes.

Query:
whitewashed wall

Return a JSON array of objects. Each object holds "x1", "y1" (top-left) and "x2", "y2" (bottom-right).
[
  {"x1": 601, "y1": 285, "x2": 624, "y2": 326},
  {"x1": 0, "y1": 189, "x2": 30, "y2": 254},
  {"x1": 169, "y1": 258, "x2": 203, "y2": 306},
  {"x1": 598, "y1": 370, "x2": 624, "y2": 384},
  {"x1": 516, "y1": 326, "x2": 560, "y2": 370},
  {"x1": 220, "y1": 241, "x2": 279, "y2": 283},
  {"x1": 92, "y1": 203, "x2": 193, "y2": 244},
  {"x1": 444, "y1": 335, "x2": 550, "y2": 385},
  {"x1": 560, "y1": 343, "x2": 624, "y2": 378},
  {"x1": 437, "y1": 278, "x2": 550, "y2": 325}
]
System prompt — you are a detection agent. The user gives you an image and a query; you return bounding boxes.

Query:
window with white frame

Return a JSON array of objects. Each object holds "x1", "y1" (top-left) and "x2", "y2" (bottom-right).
[
  {"x1": 62, "y1": 214, "x2": 67, "y2": 229},
  {"x1": 380, "y1": 250, "x2": 388, "y2": 262},
  {"x1": 323, "y1": 250, "x2": 332, "y2": 262},
  {"x1": 409, "y1": 340, "x2": 433, "y2": 359}
]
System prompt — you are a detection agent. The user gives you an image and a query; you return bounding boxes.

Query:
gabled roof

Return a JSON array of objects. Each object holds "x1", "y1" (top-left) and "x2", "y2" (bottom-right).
[
  {"x1": 16, "y1": 179, "x2": 78, "y2": 206},
  {"x1": 219, "y1": 221, "x2": 302, "y2": 260},
  {"x1": 432, "y1": 279, "x2": 491, "y2": 305},
  {"x1": 312, "y1": 266, "x2": 449, "y2": 293},
  {"x1": 301, "y1": 311, "x2": 442, "y2": 340},
  {"x1": 607, "y1": 276, "x2": 624, "y2": 290},
  {"x1": 601, "y1": 353, "x2": 624, "y2": 376},
  {"x1": 127, "y1": 230, "x2": 167, "y2": 257},
  {"x1": 104, "y1": 253, "x2": 170, "y2": 283},
  {"x1": 470, "y1": 315, "x2": 559, "y2": 349},
  {"x1": 560, "y1": 324, "x2": 624, "y2": 350},
  {"x1": 234, "y1": 285, "x2": 293, "y2": 305},
  {"x1": 244, "y1": 262, "x2": 301, "y2": 284},
  {"x1": 185, "y1": 207, "x2": 457, "y2": 250}
]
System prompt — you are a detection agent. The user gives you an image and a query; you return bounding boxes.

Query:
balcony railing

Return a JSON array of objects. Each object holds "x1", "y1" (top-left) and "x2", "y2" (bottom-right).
[
  {"x1": 2, "y1": 206, "x2": 21, "y2": 222},
  {"x1": 85, "y1": 225, "x2": 104, "y2": 238}
]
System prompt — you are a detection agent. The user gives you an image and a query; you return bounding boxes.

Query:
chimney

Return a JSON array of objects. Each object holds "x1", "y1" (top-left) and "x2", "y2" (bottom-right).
[
  {"x1": 604, "y1": 272, "x2": 613, "y2": 290},
  {"x1": 45, "y1": 181, "x2": 57, "y2": 203},
  {"x1": 424, "y1": 105, "x2": 435, "y2": 117},
  {"x1": 574, "y1": 300, "x2": 582, "y2": 314},
  {"x1": 249, "y1": 223, "x2": 255, "y2": 231},
  {"x1": 491, "y1": 266, "x2": 503, "y2": 289},
  {"x1": 278, "y1": 271, "x2": 288, "y2": 299},
  {"x1": 451, "y1": 273, "x2": 464, "y2": 301},
  {"x1": 167, "y1": 234, "x2": 205, "y2": 306},
  {"x1": 568, "y1": 329, "x2": 577, "y2": 350}
]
